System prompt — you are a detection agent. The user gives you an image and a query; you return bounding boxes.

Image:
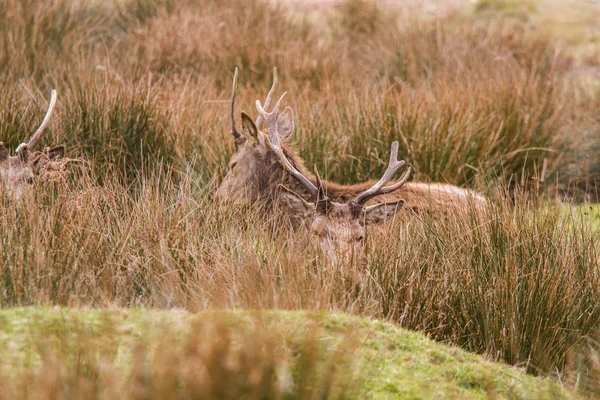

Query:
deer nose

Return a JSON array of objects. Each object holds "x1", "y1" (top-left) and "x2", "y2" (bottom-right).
[{"x1": 27, "y1": 177, "x2": 34, "y2": 185}]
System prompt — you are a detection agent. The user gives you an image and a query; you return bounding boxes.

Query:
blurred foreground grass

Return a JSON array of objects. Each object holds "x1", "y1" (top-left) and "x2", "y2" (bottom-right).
[{"x1": 0, "y1": 308, "x2": 574, "y2": 399}]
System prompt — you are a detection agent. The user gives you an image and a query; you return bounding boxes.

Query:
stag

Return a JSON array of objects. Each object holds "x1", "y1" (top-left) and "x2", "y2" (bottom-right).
[
  {"x1": 256, "y1": 95, "x2": 412, "y2": 258},
  {"x1": 216, "y1": 68, "x2": 487, "y2": 213},
  {"x1": 0, "y1": 90, "x2": 65, "y2": 201}
]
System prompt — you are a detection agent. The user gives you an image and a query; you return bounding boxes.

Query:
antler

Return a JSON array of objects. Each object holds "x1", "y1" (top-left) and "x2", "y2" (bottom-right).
[
  {"x1": 256, "y1": 95, "x2": 322, "y2": 201},
  {"x1": 351, "y1": 141, "x2": 411, "y2": 206},
  {"x1": 230, "y1": 67, "x2": 242, "y2": 140},
  {"x1": 16, "y1": 89, "x2": 57, "y2": 154},
  {"x1": 255, "y1": 67, "x2": 278, "y2": 128}
]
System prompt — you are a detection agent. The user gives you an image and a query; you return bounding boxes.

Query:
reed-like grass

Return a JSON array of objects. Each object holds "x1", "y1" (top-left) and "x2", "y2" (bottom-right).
[
  {"x1": 1, "y1": 168, "x2": 598, "y2": 380},
  {"x1": 0, "y1": 0, "x2": 582, "y2": 187}
]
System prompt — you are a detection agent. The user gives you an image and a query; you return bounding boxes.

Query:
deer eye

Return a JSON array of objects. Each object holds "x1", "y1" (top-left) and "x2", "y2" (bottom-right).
[
  {"x1": 356, "y1": 235, "x2": 364, "y2": 243},
  {"x1": 230, "y1": 161, "x2": 238, "y2": 170}
]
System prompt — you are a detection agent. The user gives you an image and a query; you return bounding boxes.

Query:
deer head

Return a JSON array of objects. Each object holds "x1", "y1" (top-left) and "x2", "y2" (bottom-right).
[
  {"x1": 0, "y1": 90, "x2": 64, "y2": 201},
  {"x1": 215, "y1": 67, "x2": 296, "y2": 204},
  {"x1": 256, "y1": 97, "x2": 411, "y2": 261}
]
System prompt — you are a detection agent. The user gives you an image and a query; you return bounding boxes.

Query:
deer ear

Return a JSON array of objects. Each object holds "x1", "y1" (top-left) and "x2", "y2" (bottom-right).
[
  {"x1": 276, "y1": 107, "x2": 294, "y2": 141},
  {"x1": 0, "y1": 142, "x2": 8, "y2": 162},
  {"x1": 279, "y1": 186, "x2": 314, "y2": 220},
  {"x1": 46, "y1": 145, "x2": 65, "y2": 160},
  {"x1": 241, "y1": 112, "x2": 258, "y2": 142},
  {"x1": 361, "y1": 200, "x2": 405, "y2": 225}
]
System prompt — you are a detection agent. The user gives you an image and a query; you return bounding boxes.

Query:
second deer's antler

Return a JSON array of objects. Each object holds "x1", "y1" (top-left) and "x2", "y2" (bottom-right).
[{"x1": 16, "y1": 89, "x2": 57, "y2": 154}]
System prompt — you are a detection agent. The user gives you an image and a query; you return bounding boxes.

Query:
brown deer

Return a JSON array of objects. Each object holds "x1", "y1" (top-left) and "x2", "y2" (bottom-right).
[
  {"x1": 216, "y1": 68, "x2": 486, "y2": 211},
  {"x1": 215, "y1": 67, "x2": 295, "y2": 204},
  {"x1": 216, "y1": 69, "x2": 486, "y2": 258},
  {"x1": 1, "y1": 90, "x2": 65, "y2": 201},
  {"x1": 255, "y1": 94, "x2": 413, "y2": 259}
]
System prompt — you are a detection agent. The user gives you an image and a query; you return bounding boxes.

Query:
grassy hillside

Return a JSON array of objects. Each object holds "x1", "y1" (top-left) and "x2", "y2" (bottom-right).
[{"x1": 0, "y1": 308, "x2": 574, "y2": 399}]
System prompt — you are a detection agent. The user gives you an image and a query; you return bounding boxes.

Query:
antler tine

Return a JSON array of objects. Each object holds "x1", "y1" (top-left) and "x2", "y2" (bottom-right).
[
  {"x1": 256, "y1": 94, "x2": 320, "y2": 200},
  {"x1": 378, "y1": 166, "x2": 411, "y2": 194},
  {"x1": 255, "y1": 67, "x2": 278, "y2": 128},
  {"x1": 352, "y1": 141, "x2": 411, "y2": 205},
  {"x1": 255, "y1": 92, "x2": 287, "y2": 125},
  {"x1": 230, "y1": 67, "x2": 242, "y2": 140},
  {"x1": 16, "y1": 89, "x2": 57, "y2": 153}
]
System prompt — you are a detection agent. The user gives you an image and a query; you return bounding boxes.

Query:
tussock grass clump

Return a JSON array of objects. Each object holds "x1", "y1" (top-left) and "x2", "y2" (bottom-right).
[
  {"x1": 0, "y1": 310, "x2": 356, "y2": 399},
  {"x1": 296, "y1": 18, "x2": 570, "y2": 187},
  {"x1": 363, "y1": 200, "x2": 600, "y2": 375},
  {"x1": 558, "y1": 92, "x2": 600, "y2": 202},
  {"x1": 336, "y1": 0, "x2": 388, "y2": 38},
  {"x1": 61, "y1": 82, "x2": 174, "y2": 184},
  {"x1": 122, "y1": 0, "x2": 331, "y2": 89},
  {"x1": 0, "y1": 0, "x2": 107, "y2": 79}
]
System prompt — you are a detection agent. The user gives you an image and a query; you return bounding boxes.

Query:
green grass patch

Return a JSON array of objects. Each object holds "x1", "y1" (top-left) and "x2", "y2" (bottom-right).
[
  {"x1": 0, "y1": 308, "x2": 574, "y2": 399},
  {"x1": 565, "y1": 203, "x2": 600, "y2": 230},
  {"x1": 474, "y1": 0, "x2": 536, "y2": 20}
]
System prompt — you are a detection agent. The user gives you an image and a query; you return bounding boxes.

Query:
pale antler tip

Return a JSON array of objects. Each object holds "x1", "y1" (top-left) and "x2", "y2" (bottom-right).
[
  {"x1": 272, "y1": 92, "x2": 287, "y2": 113},
  {"x1": 390, "y1": 141, "x2": 399, "y2": 157},
  {"x1": 255, "y1": 99, "x2": 266, "y2": 114}
]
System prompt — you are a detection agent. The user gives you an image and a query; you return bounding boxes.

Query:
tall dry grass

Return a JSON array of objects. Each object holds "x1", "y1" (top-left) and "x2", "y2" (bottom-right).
[
  {"x1": 0, "y1": 0, "x2": 599, "y2": 389},
  {"x1": 1, "y1": 170, "x2": 598, "y2": 379},
  {"x1": 0, "y1": 0, "x2": 581, "y2": 187}
]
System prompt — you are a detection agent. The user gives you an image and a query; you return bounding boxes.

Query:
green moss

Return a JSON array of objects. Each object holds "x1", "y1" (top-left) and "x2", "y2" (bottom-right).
[
  {"x1": 0, "y1": 308, "x2": 576, "y2": 399},
  {"x1": 561, "y1": 204, "x2": 600, "y2": 231},
  {"x1": 474, "y1": 0, "x2": 536, "y2": 20}
]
